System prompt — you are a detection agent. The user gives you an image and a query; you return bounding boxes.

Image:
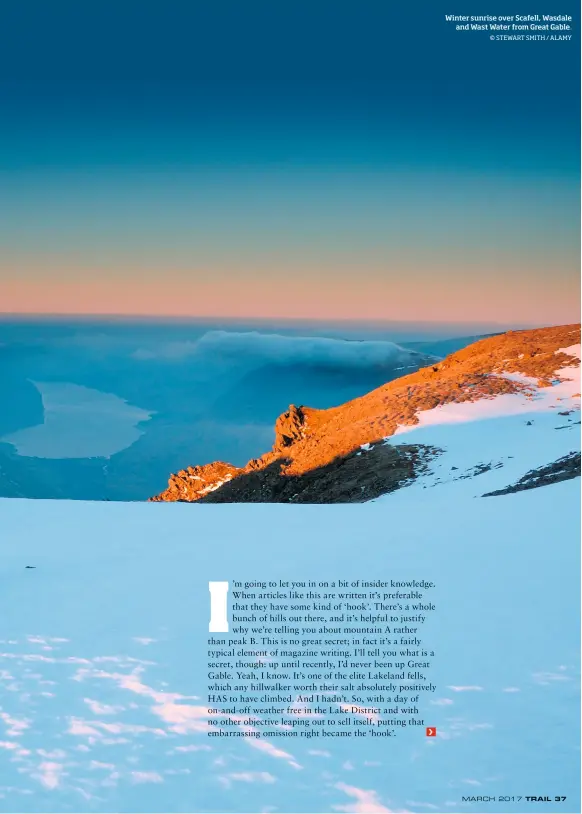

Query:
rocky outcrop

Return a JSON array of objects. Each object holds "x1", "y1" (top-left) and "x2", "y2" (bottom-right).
[
  {"x1": 152, "y1": 441, "x2": 441, "y2": 504},
  {"x1": 273, "y1": 405, "x2": 311, "y2": 451},
  {"x1": 482, "y1": 452, "x2": 581, "y2": 497},
  {"x1": 157, "y1": 461, "x2": 243, "y2": 502},
  {"x1": 150, "y1": 323, "x2": 580, "y2": 504}
]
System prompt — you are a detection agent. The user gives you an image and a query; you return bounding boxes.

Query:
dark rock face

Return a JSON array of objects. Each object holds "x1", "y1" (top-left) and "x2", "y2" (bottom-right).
[
  {"x1": 482, "y1": 452, "x2": 581, "y2": 497},
  {"x1": 197, "y1": 443, "x2": 440, "y2": 504},
  {"x1": 151, "y1": 323, "x2": 581, "y2": 505},
  {"x1": 150, "y1": 441, "x2": 441, "y2": 505}
]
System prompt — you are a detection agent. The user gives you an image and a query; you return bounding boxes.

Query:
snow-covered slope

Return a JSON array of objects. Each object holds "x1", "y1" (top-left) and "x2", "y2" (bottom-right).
[
  {"x1": 376, "y1": 343, "x2": 581, "y2": 503},
  {"x1": 0, "y1": 497, "x2": 579, "y2": 810},
  {"x1": 0, "y1": 339, "x2": 579, "y2": 814}
]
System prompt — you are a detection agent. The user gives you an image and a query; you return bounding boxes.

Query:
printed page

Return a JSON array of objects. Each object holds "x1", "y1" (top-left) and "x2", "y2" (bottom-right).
[{"x1": 0, "y1": 2, "x2": 579, "y2": 814}]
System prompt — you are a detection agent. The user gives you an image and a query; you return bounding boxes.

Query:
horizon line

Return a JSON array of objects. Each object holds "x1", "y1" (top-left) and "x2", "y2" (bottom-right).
[{"x1": 0, "y1": 311, "x2": 550, "y2": 329}]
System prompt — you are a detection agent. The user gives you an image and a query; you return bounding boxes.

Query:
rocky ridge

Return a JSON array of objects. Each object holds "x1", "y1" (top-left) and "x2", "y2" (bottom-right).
[{"x1": 150, "y1": 323, "x2": 581, "y2": 504}]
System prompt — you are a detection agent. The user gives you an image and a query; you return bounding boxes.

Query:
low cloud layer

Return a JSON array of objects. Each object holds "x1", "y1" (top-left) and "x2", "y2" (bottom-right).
[{"x1": 134, "y1": 330, "x2": 425, "y2": 370}]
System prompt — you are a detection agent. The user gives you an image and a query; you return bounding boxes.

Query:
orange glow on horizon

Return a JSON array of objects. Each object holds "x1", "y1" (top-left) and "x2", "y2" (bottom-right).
[{"x1": 1, "y1": 269, "x2": 579, "y2": 327}]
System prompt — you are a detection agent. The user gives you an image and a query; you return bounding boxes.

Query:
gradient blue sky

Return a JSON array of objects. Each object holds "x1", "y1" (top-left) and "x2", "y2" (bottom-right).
[{"x1": 0, "y1": 3, "x2": 579, "y2": 325}]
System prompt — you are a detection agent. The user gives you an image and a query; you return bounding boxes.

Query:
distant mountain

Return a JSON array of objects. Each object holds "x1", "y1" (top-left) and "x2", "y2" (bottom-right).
[{"x1": 151, "y1": 323, "x2": 581, "y2": 504}]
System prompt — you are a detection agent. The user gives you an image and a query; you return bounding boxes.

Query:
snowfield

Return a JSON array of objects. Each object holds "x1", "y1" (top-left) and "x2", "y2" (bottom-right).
[
  {"x1": 382, "y1": 344, "x2": 581, "y2": 502},
  {"x1": 0, "y1": 347, "x2": 579, "y2": 813}
]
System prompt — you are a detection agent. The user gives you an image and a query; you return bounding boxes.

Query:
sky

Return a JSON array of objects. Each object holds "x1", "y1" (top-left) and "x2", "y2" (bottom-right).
[{"x1": 0, "y1": 4, "x2": 580, "y2": 326}]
